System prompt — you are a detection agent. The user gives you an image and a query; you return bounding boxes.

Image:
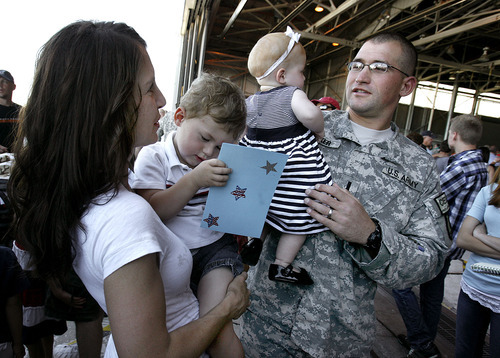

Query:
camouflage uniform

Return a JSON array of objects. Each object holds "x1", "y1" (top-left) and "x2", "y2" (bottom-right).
[{"x1": 240, "y1": 110, "x2": 451, "y2": 358}]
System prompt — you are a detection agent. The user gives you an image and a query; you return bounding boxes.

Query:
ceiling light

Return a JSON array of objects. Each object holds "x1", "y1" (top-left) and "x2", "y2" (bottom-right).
[
  {"x1": 479, "y1": 47, "x2": 490, "y2": 62},
  {"x1": 315, "y1": 5, "x2": 324, "y2": 12},
  {"x1": 332, "y1": 42, "x2": 339, "y2": 47}
]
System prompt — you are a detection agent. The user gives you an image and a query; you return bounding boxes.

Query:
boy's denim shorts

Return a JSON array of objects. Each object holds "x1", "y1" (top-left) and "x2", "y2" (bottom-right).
[{"x1": 190, "y1": 233, "x2": 244, "y2": 296}]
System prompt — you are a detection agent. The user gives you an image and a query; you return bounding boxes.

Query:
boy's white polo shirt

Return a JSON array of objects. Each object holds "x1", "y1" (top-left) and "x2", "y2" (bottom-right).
[{"x1": 132, "y1": 131, "x2": 224, "y2": 249}]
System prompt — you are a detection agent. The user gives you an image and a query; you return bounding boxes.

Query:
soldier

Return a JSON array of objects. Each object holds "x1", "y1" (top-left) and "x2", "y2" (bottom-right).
[{"x1": 239, "y1": 32, "x2": 451, "y2": 357}]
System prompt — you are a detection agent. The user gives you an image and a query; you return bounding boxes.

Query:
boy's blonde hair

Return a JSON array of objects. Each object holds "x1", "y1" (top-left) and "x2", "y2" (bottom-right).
[
  {"x1": 248, "y1": 32, "x2": 305, "y2": 79},
  {"x1": 180, "y1": 72, "x2": 247, "y2": 139},
  {"x1": 449, "y1": 114, "x2": 483, "y2": 145}
]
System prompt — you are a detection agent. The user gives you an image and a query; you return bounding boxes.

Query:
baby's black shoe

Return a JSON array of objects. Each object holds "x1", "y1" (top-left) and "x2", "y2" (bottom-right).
[{"x1": 268, "y1": 264, "x2": 313, "y2": 285}]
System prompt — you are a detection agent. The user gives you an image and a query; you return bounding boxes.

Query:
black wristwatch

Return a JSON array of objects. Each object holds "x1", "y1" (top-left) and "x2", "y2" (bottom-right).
[{"x1": 364, "y1": 218, "x2": 382, "y2": 250}]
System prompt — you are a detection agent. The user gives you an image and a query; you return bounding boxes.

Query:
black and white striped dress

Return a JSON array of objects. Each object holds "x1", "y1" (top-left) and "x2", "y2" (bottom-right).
[{"x1": 240, "y1": 86, "x2": 332, "y2": 234}]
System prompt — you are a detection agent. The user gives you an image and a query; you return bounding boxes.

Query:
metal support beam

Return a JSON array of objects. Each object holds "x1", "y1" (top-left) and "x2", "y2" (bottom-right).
[
  {"x1": 444, "y1": 78, "x2": 460, "y2": 139},
  {"x1": 412, "y1": 12, "x2": 500, "y2": 46},
  {"x1": 418, "y1": 55, "x2": 500, "y2": 78},
  {"x1": 270, "y1": 0, "x2": 314, "y2": 33},
  {"x1": 297, "y1": 31, "x2": 360, "y2": 48},
  {"x1": 305, "y1": 0, "x2": 363, "y2": 32},
  {"x1": 219, "y1": 0, "x2": 248, "y2": 38}
]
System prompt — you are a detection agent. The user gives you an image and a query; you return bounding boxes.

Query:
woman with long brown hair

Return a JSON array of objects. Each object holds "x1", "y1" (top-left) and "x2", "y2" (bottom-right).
[{"x1": 9, "y1": 20, "x2": 249, "y2": 357}]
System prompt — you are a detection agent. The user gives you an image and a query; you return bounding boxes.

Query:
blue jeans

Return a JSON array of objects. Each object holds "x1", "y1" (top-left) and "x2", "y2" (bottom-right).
[
  {"x1": 455, "y1": 289, "x2": 500, "y2": 358},
  {"x1": 190, "y1": 233, "x2": 244, "y2": 296},
  {"x1": 392, "y1": 256, "x2": 451, "y2": 349}
]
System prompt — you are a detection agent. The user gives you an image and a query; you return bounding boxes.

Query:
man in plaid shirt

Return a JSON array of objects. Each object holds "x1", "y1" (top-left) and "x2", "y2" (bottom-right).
[{"x1": 393, "y1": 114, "x2": 488, "y2": 358}]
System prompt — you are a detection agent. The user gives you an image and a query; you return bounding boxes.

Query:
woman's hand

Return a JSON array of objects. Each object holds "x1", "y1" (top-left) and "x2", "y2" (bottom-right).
[{"x1": 224, "y1": 272, "x2": 250, "y2": 319}]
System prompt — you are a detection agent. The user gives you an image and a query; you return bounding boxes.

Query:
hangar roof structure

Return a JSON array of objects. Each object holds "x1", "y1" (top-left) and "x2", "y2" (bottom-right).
[{"x1": 177, "y1": 0, "x2": 500, "y2": 97}]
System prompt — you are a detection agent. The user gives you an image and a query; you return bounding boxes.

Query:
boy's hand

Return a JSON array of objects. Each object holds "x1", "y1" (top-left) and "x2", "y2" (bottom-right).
[{"x1": 192, "y1": 158, "x2": 232, "y2": 188}]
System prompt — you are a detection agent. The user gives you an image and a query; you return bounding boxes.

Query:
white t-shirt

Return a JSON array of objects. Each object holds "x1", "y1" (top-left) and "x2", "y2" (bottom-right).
[
  {"x1": 350, "y1": 120, "x2": 393, "y2": 145},
  {"x1": 73, "y1": 186, "x2": 199, "y2": 358},
  {"x1": 132, "y1": 132, "x2": 223, "y2": 249}
]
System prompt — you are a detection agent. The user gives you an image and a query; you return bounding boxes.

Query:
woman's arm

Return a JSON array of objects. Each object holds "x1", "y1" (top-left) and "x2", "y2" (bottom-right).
[
  {"x1": 456, "y1": 216, "x2": 500, "y2": 259},
  {"x1": 104, "y1": 254, "x2": 249, "y2": 358},
  {"x1": 472, "y1": 223, "x2": 500, "y2": 252}
]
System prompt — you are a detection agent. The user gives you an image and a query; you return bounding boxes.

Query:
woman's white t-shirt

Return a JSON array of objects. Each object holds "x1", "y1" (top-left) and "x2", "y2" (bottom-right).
[{"x1": 73, "y1": 186, "x2": 199, "y2": 357}]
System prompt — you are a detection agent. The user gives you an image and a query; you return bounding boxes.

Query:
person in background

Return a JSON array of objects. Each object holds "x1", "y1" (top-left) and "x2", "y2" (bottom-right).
[
  {"x1": 8, "y1": 20, "x2": 249, "y2": 358},
  {"x1": 0, "y1": 245, "x2": 29, "y2": 358},
  {"x1": 421, "y1": 130, "x2": 435, "y2": 155},
  {"x1": 455, "y1": 166, "x2": 500, "y2": 357},
  {"x1": 434, "y1": 140, "x2": 452, "y2": 174},
  {"x1": 406, "y1": 132, "x2": 423, "y2": 146},
  {"x1": 0, "y1": 70, "x2": 21, "y2": 153},
  {"x1": 45, "y1": 270, "x2": 104, "y2": 358},
  {"x1": 12, "y1": 241, "x2": 68, "y2": 358},
  {"x1": 488, "y1": 156, "x2": 500, "y2": 183},
  {"x1": 479, "y1": 146, "x2": 490, "y2": 164},
  {"x1": 393, "y1": 114, "x2": 488, "y2": 358},
  {"x1": 132, "y1": 72, "x2": 247, "y2": 357},
  {"x1": 488, "y1": 145, "x2": 498, "y2": 165},
  {"x1": 239, "y1": 31, "x2": 450, "y2": 357},
  {"x1": 311, "y1": 96, "x2": 340, "y2": 111}
]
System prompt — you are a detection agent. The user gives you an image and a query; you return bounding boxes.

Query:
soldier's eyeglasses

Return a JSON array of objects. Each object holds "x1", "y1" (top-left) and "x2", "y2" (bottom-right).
[{"x1": 347, "y1": 61, "x2": 410, "y2": 77}]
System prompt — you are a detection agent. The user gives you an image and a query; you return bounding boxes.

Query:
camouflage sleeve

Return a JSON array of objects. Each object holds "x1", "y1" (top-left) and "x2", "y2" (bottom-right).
[{"x1": 344, "y1": 160, "x2": 451, "y2": 289}]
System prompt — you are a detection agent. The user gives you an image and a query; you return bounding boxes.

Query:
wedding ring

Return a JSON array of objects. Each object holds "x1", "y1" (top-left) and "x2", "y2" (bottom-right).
[{"x1": 327, "y1": 208, "x2": 333, "y2": 219}]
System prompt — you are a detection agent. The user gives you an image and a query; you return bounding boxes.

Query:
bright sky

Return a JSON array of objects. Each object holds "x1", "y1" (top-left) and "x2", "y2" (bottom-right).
[{"x1": 3, "y1": 0, "x2": 184, "y2": 110}]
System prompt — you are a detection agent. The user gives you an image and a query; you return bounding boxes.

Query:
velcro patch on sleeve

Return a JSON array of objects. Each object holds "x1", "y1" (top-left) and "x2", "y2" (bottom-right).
[{"x1": 424, "y1": 192, "x2": 449, "y2": 218}]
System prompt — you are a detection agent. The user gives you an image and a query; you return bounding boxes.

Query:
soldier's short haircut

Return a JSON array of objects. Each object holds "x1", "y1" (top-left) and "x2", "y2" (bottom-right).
[{"x1": 365, "y1": 32, "x2": 418, "y2": 77}]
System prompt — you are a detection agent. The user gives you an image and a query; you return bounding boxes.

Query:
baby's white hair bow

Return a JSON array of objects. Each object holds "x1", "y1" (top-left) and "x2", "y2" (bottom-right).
[{"x1": 256, "y1": 26, "x2": 301, "y2": 81}]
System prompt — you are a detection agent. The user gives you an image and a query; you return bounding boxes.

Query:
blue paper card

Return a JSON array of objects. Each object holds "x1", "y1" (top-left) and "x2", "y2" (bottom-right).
[{"x1": 201, "y1": 143, "x2": 288, "y2": 237}]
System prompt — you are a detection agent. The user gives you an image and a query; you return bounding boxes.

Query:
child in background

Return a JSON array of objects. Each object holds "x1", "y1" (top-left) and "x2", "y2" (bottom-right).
[
  {"x1": 132, "y1": 73, "x2": 247, "y2": 358},
  {"x1": 239, "y1": 26, "x2": 332, "y2": 285},
  {"x1": 12, "y1": 241, "x2": 67, "y2": 358},
  {"x1": 0, "y1": 245, "x2": 29, "y2": 358}
]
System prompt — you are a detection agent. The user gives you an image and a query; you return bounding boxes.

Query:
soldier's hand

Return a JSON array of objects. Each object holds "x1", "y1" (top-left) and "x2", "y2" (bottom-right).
[{"x1": 305, "y1": 183, "x2": 375, "y2": 245}]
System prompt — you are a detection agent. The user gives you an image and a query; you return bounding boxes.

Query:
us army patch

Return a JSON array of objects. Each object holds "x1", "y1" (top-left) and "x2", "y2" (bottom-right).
[
  {"x1": 382, "y1": 167, "x2": 421, "y2": 191},
  {"x1": 434, "y1": 192, "x2": 449, "y2": 215}
]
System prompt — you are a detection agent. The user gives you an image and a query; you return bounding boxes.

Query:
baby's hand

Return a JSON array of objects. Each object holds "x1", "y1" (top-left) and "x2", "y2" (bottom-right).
[{"x1": 192, "y1": 158, "x2": 232, "y2": 188}]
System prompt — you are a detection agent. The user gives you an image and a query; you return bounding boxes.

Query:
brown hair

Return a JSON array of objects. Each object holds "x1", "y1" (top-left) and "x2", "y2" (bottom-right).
[
  {"x1": 9, "y1": 21, "x2": 146, "y2": 280},
  {"x1": 449, "y1": 114, "x2": 483, "y2": 146},
  {"x1": 365, "y1": 32, "x2": 418, "y2": 77},
  {"x1": 489, "y1": 166, "x2": 500, "y2": 208},
  {"x1": 179, "y1": 72, "x2": 247, "y2": 140}
]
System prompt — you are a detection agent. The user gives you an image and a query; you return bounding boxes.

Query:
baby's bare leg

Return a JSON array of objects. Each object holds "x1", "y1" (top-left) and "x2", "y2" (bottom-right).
[{"x1": 275, "y1": 233, "x2": 307, "y2": 270}]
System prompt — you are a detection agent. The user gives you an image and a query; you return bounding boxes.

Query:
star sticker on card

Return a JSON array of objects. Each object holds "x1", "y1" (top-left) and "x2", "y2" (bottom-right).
[
  {"x1": 203, "y1": 213, "x2": 219, "y2": 227},
  {"x1": 260, "y1": 160, "x2": 277, "y2": 175},
  {"x1": 231, "y1": 185, "x2": 247, "y2": 201}
]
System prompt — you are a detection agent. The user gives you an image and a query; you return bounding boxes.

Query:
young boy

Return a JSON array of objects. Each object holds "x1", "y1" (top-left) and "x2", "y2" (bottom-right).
[{"x1": 132, "y1": 73, "x2": 247, "y2": 358}]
